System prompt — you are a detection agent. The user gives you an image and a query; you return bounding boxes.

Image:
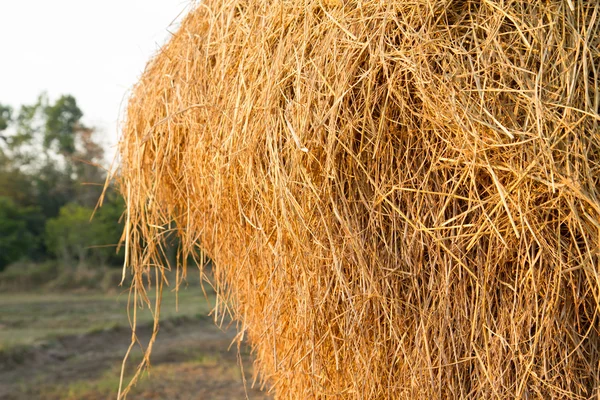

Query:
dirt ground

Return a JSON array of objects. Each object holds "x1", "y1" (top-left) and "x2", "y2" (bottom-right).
[{"x1": 0, "y1": 292, "x2": 270, "y2": 400}]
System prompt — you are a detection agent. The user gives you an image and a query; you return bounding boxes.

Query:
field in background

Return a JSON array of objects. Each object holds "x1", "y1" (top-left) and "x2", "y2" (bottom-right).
[{"x1": 0, "y1": 288, "x2": 269, "y2": 399}]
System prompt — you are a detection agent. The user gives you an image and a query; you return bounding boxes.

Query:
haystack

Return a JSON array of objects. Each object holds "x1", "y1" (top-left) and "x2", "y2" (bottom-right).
[{"x1": 118, "y1": 1, "x2": 600, "y2": 398}]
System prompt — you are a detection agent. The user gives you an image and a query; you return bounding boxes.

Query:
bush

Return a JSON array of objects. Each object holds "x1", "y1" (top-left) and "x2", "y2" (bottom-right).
[
  {"x1": 0, "y1": 261, "x2": 59, "y2": 291},
  {"x1": 0, "y1": 197, "x2": 41, "y2": 271},
  {"x1": 45, "y1": 196, "x2": 124, "y2": 269}
]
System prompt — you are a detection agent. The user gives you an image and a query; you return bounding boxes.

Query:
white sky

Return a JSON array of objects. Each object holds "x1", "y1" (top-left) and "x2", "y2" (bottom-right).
[{"x1": 0, "y1": 0, "x2": 193, "y2": 158}]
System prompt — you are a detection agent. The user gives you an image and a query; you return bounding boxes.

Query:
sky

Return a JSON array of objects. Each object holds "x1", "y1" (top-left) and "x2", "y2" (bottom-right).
[{"x1": 0, "y1": 0, "x2": 193, "y2": 158}]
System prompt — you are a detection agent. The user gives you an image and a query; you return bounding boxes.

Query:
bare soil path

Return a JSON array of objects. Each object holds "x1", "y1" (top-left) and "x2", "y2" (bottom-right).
[{"x1": 0, "y1": 292, "x2": 269, "y2": 400}]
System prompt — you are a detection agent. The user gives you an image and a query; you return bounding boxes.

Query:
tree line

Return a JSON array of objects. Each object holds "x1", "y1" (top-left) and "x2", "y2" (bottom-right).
[{"x1": 0, "y1": 94, "x2": 123, "y2": 272}]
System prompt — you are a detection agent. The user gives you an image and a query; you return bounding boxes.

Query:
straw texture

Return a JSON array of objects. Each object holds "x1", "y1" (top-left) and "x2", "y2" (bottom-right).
[{"x1": 119, "y1": 1, "x2": 600, "y2": 398}]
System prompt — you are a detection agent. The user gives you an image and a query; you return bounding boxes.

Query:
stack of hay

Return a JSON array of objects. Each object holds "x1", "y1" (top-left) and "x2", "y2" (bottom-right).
[{"x1": 118, "y1": 1, "x2": 600, "y2": 398}]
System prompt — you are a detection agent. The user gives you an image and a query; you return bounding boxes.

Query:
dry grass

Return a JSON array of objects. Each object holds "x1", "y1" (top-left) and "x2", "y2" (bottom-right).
[{"x1": 117, "y1": 1, "x2": 600, "y2": 398}]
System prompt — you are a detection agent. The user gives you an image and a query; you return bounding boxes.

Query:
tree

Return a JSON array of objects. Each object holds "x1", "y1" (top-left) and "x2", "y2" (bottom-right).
[
  {"x1": 45, "y1": 196, "x2": 124, "y2": 269},
  {"x1": 0, "y1": 104, "x2": 12, "y2": 162},
  {"x1": 43, "y1": 94, "x2": 82, "y2": 156},
  {"x1": 0, "y1": 104, "x2": 12, "y2": 132},
  {"x1": 0, "y1": 154, "x2": 35, "y2": 205},
  {"x1": 0, "y1": 197, "x2": 39, "y2": 271},
  {"x1": 0, "y1": 94, "x2": 120, "y2": 271},
  {"x1": 45, "y1": 203, "x2": 97, "y2": 267}
]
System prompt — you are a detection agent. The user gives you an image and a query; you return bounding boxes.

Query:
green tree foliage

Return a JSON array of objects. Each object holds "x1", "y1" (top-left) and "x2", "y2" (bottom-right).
[
  {"x1": 45, "y1": 194, "x2": 124, "y2": 268},
  {"x1": 0, "y1": 95, "x2": 124, "y2": 272},
  {"x1": 0, "y1": 105, "x2": 12, "y2": 163},
  {"x1": 93, "y1": 193, "x2": 125, "y2": 265},
  {"x1": 0, "y1": 104, "x2": 12, "y2": 132},
  {"x1": 0, "y1": 197, "x2": 40, "y2": 270},
  {"x1": 46, "y1": 203, "x2": 98, "y2": 267},
  {"x1": 0, "y1": 154, "x2": 35, "y2": 205},
  {"x1": 44, "y1": 94, "x2": 82, "y2": 155}
]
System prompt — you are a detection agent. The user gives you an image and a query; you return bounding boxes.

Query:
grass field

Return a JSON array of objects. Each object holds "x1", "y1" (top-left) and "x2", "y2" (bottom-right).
[{"x1": 0, "y1": 286, "x2": 269, "y2": 399}]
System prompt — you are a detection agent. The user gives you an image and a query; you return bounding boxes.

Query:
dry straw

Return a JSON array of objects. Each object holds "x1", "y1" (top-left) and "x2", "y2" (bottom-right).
[{"x1": 118, "y1": 0, "x2": 600, "y2": 398}]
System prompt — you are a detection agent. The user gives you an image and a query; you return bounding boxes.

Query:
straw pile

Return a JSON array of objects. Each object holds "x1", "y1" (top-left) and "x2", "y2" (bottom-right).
[{"x1": 118, "y1": 1, "x2": 600, "y2": 398}]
